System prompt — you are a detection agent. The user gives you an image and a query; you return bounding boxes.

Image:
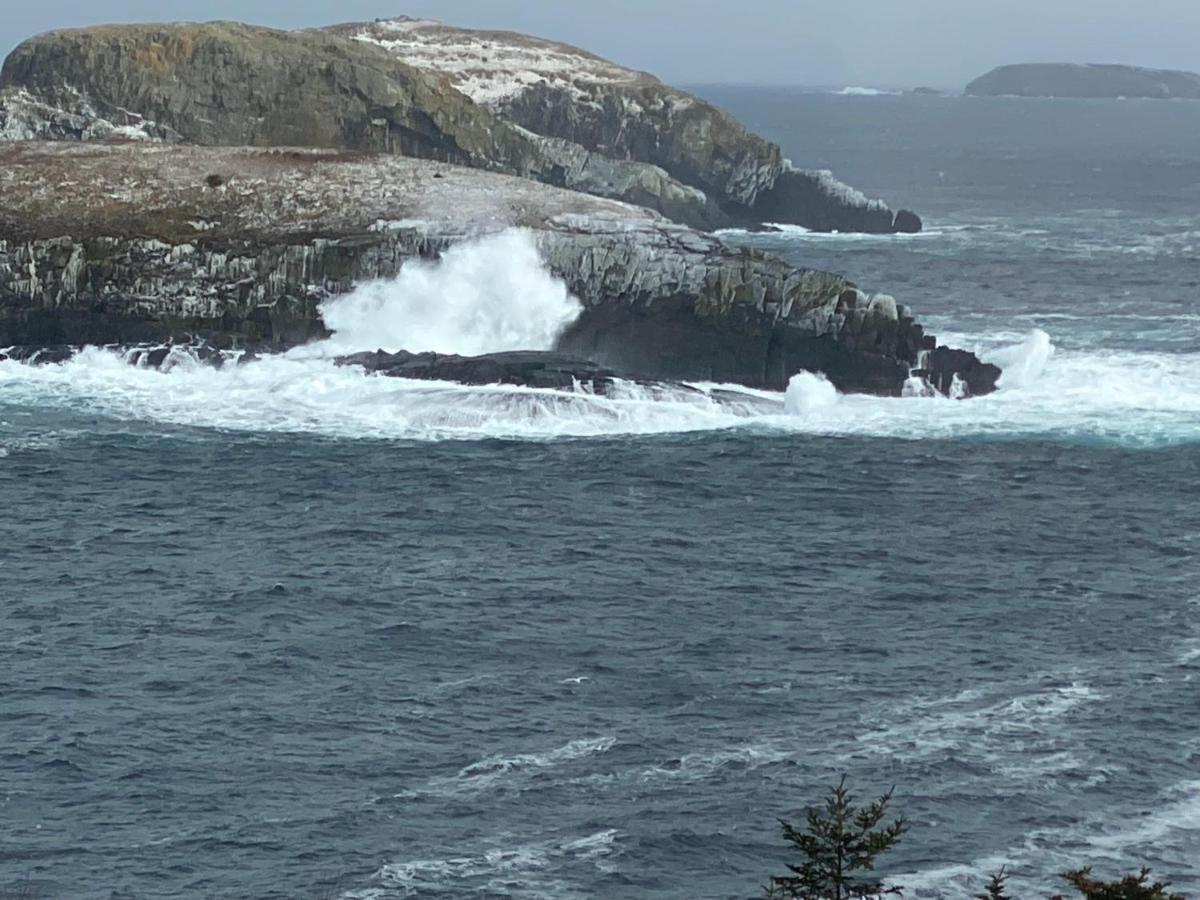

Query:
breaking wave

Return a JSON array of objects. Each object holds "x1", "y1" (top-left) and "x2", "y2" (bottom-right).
[
  {"x1": 714, "y1": 223, "x2": 946, "y2": 240},
  {"x1": 783, "y1": 371, "x2": 838, "y2": 415},
  {"x1": 2, "y1": 331, "x2": 1200, "y2": 446},
  {"x1": 1, "y1": 229, "x2": 1199, "y2": 446},
  {"x1": 835, "y1": 86, "x2": 902, "y2": 97},
  {"x1": 991, "y1": 328, "x2": 1054, "y2": 388},
  {"x1": 316, "y1": 230, "x2": 581, "y2": 356}
]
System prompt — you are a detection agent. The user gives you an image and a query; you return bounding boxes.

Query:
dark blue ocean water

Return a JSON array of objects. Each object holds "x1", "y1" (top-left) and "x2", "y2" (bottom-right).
[{"x1": 3, "y1": 93, "x2": 1200, "y2": 898}]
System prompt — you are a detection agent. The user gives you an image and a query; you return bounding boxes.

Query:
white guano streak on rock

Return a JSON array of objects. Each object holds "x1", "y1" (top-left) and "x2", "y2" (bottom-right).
[{"x1": 349, "y1": 17, "x2": 642, "y2": 106}]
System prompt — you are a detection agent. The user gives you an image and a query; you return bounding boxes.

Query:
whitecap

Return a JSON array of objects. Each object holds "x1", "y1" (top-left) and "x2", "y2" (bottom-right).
[
  {"x1": 835, "y1": 86, "x2": 901, "y2": 96},
  {"x1": 783, "y1": 371, "x2": 838, "y2": 416},
  {"x1": 376, "y1": 828, "x2": 620, "y2": 892},
  {"x1": 315, "y1": 229, "x2": 580, "y2": 356},
  {"x1": 450, "y1": 736, "x2": 616, "y2": 788},
  {"x1": 990, "y1": 329, "x2": 1054, "y2": 388}
]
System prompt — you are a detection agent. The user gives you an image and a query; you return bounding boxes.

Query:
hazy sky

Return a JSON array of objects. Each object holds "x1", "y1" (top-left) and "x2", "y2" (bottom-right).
[{"x1": 3, "y1": 1, "x2": 1199, "y2": 89}]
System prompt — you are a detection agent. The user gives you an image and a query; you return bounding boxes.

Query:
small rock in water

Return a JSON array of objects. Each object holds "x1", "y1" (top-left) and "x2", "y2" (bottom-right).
[{"x1": 893, "y1": 209, "x2": 923, "y2": 233}]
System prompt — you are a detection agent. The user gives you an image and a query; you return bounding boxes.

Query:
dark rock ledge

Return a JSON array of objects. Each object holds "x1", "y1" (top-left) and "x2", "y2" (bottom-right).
[{"x1": 0, "y1": 143, "x2": 998, "y2": 397}]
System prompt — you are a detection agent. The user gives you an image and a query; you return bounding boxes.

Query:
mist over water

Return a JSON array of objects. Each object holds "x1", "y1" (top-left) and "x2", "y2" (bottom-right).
[{"x1": 4, "y1": 94, "x2": 1200, "y2": 900}]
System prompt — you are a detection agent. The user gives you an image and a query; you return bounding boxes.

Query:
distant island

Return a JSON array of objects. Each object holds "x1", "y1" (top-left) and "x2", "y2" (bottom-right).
[{"x1": 966, "y1": 63, "x2": 1200, "y2": 99}]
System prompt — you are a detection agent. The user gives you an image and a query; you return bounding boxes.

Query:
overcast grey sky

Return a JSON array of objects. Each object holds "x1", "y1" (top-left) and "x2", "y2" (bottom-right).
[{"x1": 3, "y1": 1, "x2": 1199, "y2": 89}]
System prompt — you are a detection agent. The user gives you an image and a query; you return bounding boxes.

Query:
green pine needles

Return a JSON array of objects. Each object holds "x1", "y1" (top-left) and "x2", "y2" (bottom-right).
[
  {"x1": 1056, "y1": 867, "x2": 1185, "y2": 900},
  {"x1": 976, "y1": 867, "x2": 1014, "y2": 900},
  {"x1": 760, "y1": 780, "x2": 1188, "y2": 900},
  {"x1": 766, "y1": 775, "x2": 909, "y2": 900}
]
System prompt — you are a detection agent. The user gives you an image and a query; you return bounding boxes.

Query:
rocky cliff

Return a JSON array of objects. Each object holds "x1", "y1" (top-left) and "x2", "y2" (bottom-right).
[
  {"x1": 0, "y1": 19, "x2": 920, "y2": 233},
  {"x1": 966, "y1": 63, "x2": 1200, "y2": 99},
  {"x1": 0, "y1": 143, "x2": 995, "y2": 396},
  {"x1": 329, "y1": 17, "x2": 922, "y2": 233}
]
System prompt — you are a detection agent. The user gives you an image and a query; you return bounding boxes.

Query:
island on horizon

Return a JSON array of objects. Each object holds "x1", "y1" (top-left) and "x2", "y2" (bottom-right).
[{"x1": 966, "y1": 62, "x2": 1200, "y2": 99}]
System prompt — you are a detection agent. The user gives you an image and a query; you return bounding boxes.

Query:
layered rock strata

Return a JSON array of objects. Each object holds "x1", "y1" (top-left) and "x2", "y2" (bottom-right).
[
  {"x1": 1, "y1": 19, "x2": 920, "y2": 232},
  {"x1": 0, "y1": 143, "x2": 996, "y2": 396}
]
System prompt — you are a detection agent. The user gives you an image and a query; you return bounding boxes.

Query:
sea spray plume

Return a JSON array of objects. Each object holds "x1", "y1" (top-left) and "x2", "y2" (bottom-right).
[
  {"x1": 317, "y1": 230, "x2": 582, "y2": 356},
  {"x1": 990, "y1": 329, "x2": 1055, "y2": 390},
  {"x1": 784, "y1": 372, "x2": 838, "y2": 417}
]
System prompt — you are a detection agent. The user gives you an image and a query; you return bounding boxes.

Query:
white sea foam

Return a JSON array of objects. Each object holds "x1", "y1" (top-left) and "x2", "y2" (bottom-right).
[
  {"x1": 456, "y1": 736, "x2": 616, "y2": 783},
  {"x1": 835, "y1": 86, "x2": 901, "y2": 96},
  {"x1": 899, "y1": 779, "x2": 1200, "y2": 896},
  {"x1": 1086, "y1": 780, "x2": 1200, "y2": 853},
  {"x1": 2, "y1": 222, "x2": 1200, "y2": 446},
  {"x1": 3, "y1": 326, "x2": 1200, "y2": 445},
  {"x1": 991, "y1": 328, "x2": 1054, "y2": 388},
  {"x1": 376, "y1": 828, "x2": 619, "y2": 894},
  {"x1": 783, "y1": 371, "x2": 838, "y2": 416},
  {"x1": 856, "y1": 679, "x2": 1105, "y2": 768},
  {"x1": 316, "y1": 230, "x2": 581, "y2": 356},
  {"x1": 401, "y1": 737, "x2": 620, "y2": 798}
]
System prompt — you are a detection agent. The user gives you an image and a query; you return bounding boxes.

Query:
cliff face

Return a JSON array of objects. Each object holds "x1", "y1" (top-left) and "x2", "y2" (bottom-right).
[
  {"x1": 0, "y1": 23, "x2": 549, "y2": 174},
  {"x1": 0, "y1": 19, "x2": 919, "y2": 233},
  {"x1": 0, "y1": 143, "x2": 994, "y2": 396},
  {"x1": 326, "y1": 18, "x2": 781, "y2": 208},
  {"x1": 966, "y1": 63, "x2": 1200, "y2": 99},
  {"x1": 332, "y1": 17, "x2": 921, "y2": 233}
]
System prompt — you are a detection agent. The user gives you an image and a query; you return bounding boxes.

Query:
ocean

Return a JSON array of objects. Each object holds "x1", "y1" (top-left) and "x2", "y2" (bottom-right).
[{"x1": 2, "y1": 91, "x2": 1199, "y2": 898}]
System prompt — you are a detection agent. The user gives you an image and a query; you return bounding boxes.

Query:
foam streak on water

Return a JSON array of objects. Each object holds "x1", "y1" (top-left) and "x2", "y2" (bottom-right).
[{"x1": 2, "y1": 329, "x2": 1199, "y2": 444}]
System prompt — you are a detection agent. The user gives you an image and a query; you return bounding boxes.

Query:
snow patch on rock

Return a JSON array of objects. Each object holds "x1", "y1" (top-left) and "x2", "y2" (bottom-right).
[
  {"x1": 797, "y1": 167, "x2": 889, "y2": 212},
  {"x1": 0, "y1": 87, "x2": 160, "y2": 143},
  {"x1": 347, "y1": 16, "x2": 645, "y2": 106}
]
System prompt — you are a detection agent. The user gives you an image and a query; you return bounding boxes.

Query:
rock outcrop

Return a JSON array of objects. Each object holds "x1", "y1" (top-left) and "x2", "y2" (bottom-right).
[
  {"x1": 0, "y1": 143, "x2": 995, "y2": 396},
  {"x1": 0, "y1": 19, "x2": 920, "y2": 233},
  {"x1": 0, "y1": 23, "x2": 547, "y2": 172},
  {"x1": 331, "y1": 17, "x2": 923, "y2": 233},
  {"x1": 966, "y1": 63, "x2": 1200, "y2": 100},
  {"x1": 334, "y1": 349, "x2": 616, "y2": 391}
]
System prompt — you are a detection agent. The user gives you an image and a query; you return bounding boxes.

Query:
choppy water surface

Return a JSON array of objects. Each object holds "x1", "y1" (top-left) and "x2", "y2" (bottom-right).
[{"x1": 3, "y1": 93, "x2": 1200, "y2": 898}]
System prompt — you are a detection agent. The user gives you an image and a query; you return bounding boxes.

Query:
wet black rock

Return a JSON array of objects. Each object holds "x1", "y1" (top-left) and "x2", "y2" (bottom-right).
[
  {"x1": 893, "y1": 209, "x2": 923, "y2": 234},
  {"x1": 920, "y1": 347, "x2": 1002, "y2": 398},
  {"x1": 335, "y1": 349, "x2": 616, "y2": 392}
]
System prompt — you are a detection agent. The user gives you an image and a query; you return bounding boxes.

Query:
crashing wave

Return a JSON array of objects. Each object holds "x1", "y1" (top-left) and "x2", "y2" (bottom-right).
[{"x1": 835, "y1": 86, "x2": 901, "y2": 97}]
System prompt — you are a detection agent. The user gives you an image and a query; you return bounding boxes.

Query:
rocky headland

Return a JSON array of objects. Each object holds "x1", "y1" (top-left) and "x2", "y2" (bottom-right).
[
  {"x1": 966, "y1": 63, "x2": 1200, "y2": 99},
  {"x1": 0, "y1": 18, "x2": 921, "y2": 234},
  {"x1": 0, "y1": 142, "x2": 996, "y2": 396},
  {"x1": 0, "y1": 18, "x2": 999, "y2": 398}
]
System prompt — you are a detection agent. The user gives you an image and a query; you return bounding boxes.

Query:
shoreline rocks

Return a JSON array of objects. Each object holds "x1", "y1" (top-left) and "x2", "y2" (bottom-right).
[
  {"x1": 333, "y1": 349, "x2": 616, "y2": 391},
  {"x1": 0, "y1": 143, "x2": 996, "y2": 398}
]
